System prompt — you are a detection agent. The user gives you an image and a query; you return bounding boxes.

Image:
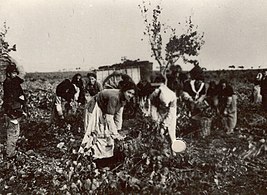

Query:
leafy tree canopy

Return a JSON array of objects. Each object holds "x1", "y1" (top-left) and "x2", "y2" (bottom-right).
[
  {"x1": 0, "y1": 22, "x2": 16, "y2": 58},
  {"x1": 139, "y1": 1, "x2": 205, "y2": 73}
]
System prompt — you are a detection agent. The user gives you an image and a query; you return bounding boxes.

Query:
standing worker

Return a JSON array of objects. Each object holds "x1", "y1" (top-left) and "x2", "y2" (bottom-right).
[
  {"x1": 217, "y1": 79, "x2": 237, "y2": 134},
  {"x1": 2, "y1": 62, "x2": 26, "y2": 159}
]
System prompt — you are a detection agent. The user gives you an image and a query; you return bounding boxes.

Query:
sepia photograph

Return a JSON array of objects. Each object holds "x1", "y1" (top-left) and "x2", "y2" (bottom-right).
[{"x1": 0, "y1": 0, "x2": 266, "y2": 194}]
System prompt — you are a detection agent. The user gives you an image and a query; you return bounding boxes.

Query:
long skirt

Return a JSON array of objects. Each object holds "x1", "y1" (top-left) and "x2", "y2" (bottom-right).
[
  {"x1": 222, "y1": 95, "x2": 237, "y2": 132},
  {"x1": 79, "y1": 102, "x2": 114, "y2": 159}
]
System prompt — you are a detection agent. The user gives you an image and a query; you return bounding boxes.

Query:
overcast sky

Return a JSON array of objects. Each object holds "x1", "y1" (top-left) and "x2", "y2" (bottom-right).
[{"x1": 1, "y1": 0, "x2": 267, "y2": 72}]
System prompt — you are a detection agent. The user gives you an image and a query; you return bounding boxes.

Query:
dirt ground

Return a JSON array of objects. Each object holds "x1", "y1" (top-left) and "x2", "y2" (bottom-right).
[{"x1": 0, "y1": 77, "x2": 266, "y2": 194}]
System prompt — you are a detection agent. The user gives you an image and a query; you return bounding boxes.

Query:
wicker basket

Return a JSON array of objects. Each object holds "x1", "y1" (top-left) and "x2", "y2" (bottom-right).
[
  {"x1": 192, "y1": 115, "x2": 212, "y2": 138},
  {"x1": 199, "y1": 117, "x2": 212, "y2": 138}
]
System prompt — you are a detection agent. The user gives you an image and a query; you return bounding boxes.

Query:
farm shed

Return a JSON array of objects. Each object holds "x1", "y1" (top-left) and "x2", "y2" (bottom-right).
[{"x1": 96, "y1": 60, "x2": 153, "y2": 85}]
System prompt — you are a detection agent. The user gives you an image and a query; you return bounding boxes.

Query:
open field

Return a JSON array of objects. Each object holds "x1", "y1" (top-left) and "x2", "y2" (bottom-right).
[{"x1": 0, "y1": 69, "x2": 266, "y2": 194}]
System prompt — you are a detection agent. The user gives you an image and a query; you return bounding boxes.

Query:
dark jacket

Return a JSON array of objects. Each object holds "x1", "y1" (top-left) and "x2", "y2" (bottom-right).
[
  {"x1": 260, "y1": 76, "x2": 267, "y2": 95},
  {"x1": 3, "y1": 76, "x2": 26, "y2": 119},
  {"x1": 56, "y1": 79, "x2": 77, "y2": 102},
  {"x1": 218, "y1": 85, "x2": 234, "y2": 97},
  {"x1": 183, "y1": 80, "x2": 206, "y2": 100},
  {"x1": 137, "y1": 80, "x2": 153, "y2": 97},
  {"x1": 207, "y1": 83, "x2": 219, "y2": 97},
  {"x1": 72, "y1": 75, "x2": 85, "y2": 104},
  {"x1": 86, "y1": 89, "x2": 126, "y2": 115},
  {"x1": 166, "y1": 73, "x2": 188, "y2": 96}
]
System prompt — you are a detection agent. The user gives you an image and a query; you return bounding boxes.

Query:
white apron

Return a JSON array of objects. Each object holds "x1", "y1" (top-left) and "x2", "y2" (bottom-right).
[{"x1": 79, "y1": 102, "x2": 115, "y2": 159}]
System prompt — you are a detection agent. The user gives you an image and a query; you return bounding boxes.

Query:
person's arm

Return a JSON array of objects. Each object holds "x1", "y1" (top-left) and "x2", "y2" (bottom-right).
[
  {"x1": 106, "y1": 111, "x2": 125, "y2": 140},
  {"x1": 149, "y1": 88, "x2": 160, "y2": 104},
  {"x1": 196, "y1": 94, "x2": 206, "y2": 103},
  {"x1": 196, "y1": 84, "x2": 206, "y2": 103},
  {"x1": 97, "y1": 82, "x2": 103, "y2": 92},
  {"x1": 69, "y1": 84, "x2": 77, "y2": 102},
  {"x1": 73, "y1": 84, "x2": 80, "y2": 101},
  {"x1": 114, "y1": 106, "x2": 124, "y2": 130},
  {"x1": 182, "y1": 81, "x2": 194, "y2": 102},
  {"x1": 163, "y1": 99, "x2": 177, "y2": 142},
  {"x1": 105, "y1": 97, "x2": 121, "y2": 136},
  {"x1": 106, "y1": 114, "x2": 119, "y2": 135},
  {"x1": 182, "y1": 91, "x2": 194, "y2": 102},
  {"x1": 149, "y1": 88, "x2": 160, "y2": 122},
  {"x1": 149, "y1": 88, "x2": 159, "y2": 98}
]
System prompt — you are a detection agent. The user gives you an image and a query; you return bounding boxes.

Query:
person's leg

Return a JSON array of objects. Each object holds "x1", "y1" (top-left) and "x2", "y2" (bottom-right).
[{"x1": 6, "y1": 119, "x2": 20, "y2": 158}]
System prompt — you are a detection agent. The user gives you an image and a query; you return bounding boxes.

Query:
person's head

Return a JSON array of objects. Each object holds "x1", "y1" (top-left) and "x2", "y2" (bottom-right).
[
  {"x1": 194, "y1": 74, "x2": 204, "y2": 82},
  {"x1": 263, "y1": 69, "x2": 267, "y2": 77},
  {"x1": 6, "y1": 63, "x2": 19, "y2": 78},
  {"x1": 170, "y1": 64, "x2": 182, "y2": 76},
  {"x1": 87, "y1": 72, "x2": 97, "y2": 85},
  {"x1": 154, "y1": 74, "x2": 166, "y2": 84},
  {"x1": 219, "y1": 79, "x2": 227, "y2": 89},
  {"x1": 120, "y1": 81, "x2": 136, "y2": 102},
  {"x1": 209, "y1": 81, "x2": 217, "y2": 88},
  {"x1": 72, "y1": 73, "x2": 82, "y2": 85},
  {"x1": 190, "y1": 65, "x2": 204, "y2": 81}
]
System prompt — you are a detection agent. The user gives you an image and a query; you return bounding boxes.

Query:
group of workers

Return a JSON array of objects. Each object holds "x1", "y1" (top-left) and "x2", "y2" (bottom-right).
[{"x1": 2, "y1": 60, "x2": 239, "y2": 162}]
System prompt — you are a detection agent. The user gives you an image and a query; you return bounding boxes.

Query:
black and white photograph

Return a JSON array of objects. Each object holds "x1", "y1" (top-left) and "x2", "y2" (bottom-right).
[{"x1": 0, "y1": 0, "x2": 267, "y2": 194}]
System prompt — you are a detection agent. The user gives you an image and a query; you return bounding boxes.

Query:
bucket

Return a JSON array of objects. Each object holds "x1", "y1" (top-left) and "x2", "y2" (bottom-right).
[{"x1": 171, "y1": 139, "x2": 186, "y2": 153}]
